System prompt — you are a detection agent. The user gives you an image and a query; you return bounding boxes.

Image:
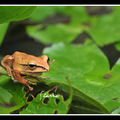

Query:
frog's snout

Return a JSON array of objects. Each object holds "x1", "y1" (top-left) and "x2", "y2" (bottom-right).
[{"x1": 46, "y1": 67, "x2": 50, "y2": 72}]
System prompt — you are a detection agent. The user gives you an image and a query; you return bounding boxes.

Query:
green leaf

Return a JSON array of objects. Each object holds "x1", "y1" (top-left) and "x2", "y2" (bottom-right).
[
  {"x1": 0, "y1": 66, "x2": 8, "y2": 75},
  {"x1": 40, "y1": 39, "x2": 110, "y2": 113},
  {"x1": 60, "y1": 6, "x2": 90, "y2": 25},
  {"x1": 29, "y1": 6, "x2": 66, "y2": 22},
  {"x1": 111, "y1": 107, "x2": 120, "y2": 114},
  {"x1": 29, "y1": 6, "x2": 90, "y2": 26},
  {"x1": 95, "y1": 58, "x2": 120, "y2": 112},
  {"x1": 0, "y1": 75, "x2": 27, "y2": 114},
  {"x1": 88, "y1": 6, "x2": 120, "y2": 46},
  {"x1": 41, "y1": 39, "x2": 120, "y2": 113},
  {"x1": 26, "y1": 24, "x2": 83, "y2": 44},
  {"x1": 114, "y1": 42, "x2": 120, "y2": 51},
  {"x1": 20, "y1": 78, "x2": 72, "y2": 114},
  {"x1": 27, "y1": 6, "x2": 91, "y2": 44},
  {"x1": 69, "y1": 94, "x2": 107, "y2": 114},
  {"x1": 0, "y1": 6, "x2": 36, "y2": 24},
  {"x1": 0, "y1": 23, "x2": 9, "y2": 45}
]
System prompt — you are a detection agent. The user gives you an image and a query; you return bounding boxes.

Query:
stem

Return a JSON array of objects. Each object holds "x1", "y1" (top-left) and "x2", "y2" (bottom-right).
[{"x1": 0, "y1": 66, "x2": 8, "y2": 75}]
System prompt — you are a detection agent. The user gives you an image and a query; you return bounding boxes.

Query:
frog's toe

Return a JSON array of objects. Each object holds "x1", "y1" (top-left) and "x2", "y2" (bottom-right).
[
  {"x1": 29, "y1": 87, "x2": 33, "y2": 91},
  {"x1": 27, "y1": 85, "x2": 33, "y2": 91},
  {"x1": 31, "y1": 82, "x2": 37, "y2": 85}
]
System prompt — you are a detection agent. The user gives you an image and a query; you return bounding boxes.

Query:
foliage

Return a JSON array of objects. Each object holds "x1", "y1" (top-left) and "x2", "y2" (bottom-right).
[
  {"x1": 0, "y1": 6, "x2": 36, "y2": 114},
  {"x1": 0, "y1": 6, "x2": 120, "y2": 114},
  {"x1": 0, "y1": 6, "x2": 36, "y2": 45},
  {"x1": 0, "y1": 75, "x2": 27, "y2": 114},
  {"x1": 20, "y1": 78, "x2": 73, "y2": 114},
  {"x1": 0, "y1": 23, "x2": 9, "y2": 45},
  {"x1": 0, "y1": 6, "x2": 36, "y2": 24},
  {"x1": 88, "y1": 6, "x2": 120, "y2": 46}
]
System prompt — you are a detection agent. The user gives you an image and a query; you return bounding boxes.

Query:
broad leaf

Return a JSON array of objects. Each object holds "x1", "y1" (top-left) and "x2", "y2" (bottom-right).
[
  {"x1": 20, "y1": 78, "x2": 73, "y2": 114},
  {"x1": 41, "y1": 39, "x2": 110, "y2": 113},
  {"x1": 27, "y1": 6, "x2": 90, "y2": 44},
  {"x1": 29, "y1": 6, "x2": 66, "y2": 22},
  {"x1": 111, "y1": 107, "x2": 120, "y2": 114},
  {"x1": 0, "y1": 23, "x2": 9, "y2": 45},
  {"x1": 0, "y1": 6, "x2": 36, "y2": 24},
  {"x1": 42, "y1": 39, "x2": 120, "y2": 112},
  {"x1": 26, "y1": 24, "x2": 83, "y2": 44},
  {"x1": 0, "y1": 75, "x2": 27, "y2": 114},
  {"x1": 88, "y1": 6, "x2": 120, "y2": 46}
]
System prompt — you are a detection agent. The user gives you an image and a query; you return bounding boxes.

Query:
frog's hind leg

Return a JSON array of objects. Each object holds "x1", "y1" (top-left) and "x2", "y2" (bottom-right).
[{"x1": 1, "y1": 55, "x2": 15, "y2": 80}]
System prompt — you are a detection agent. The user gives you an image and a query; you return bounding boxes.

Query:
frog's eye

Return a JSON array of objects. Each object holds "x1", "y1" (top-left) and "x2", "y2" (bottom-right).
[
  {"x1": 28, "y1": 62, "x2": 36, "y2": 70},
  {"x1": 47, "y1": 57, "x2": 50, "y2": 64}
]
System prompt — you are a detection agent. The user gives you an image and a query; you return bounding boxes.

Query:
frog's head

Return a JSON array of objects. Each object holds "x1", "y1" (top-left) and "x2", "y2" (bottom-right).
[{"x1": 27, "y1": 55, "x2": 50, "y2": 73}]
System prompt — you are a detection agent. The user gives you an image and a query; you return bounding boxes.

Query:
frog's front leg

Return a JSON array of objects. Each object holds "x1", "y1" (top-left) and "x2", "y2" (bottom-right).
[
  {"x1": 13, "y1": 68, "x2": 35, "y2": 91},
  {"x1": 1, "y1": 55, "x2": 15, "y2": 80}
]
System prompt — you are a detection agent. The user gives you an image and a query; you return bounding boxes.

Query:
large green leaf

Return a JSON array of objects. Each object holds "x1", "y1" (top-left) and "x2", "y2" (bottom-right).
[
  {"x1": 20, "y1": 78, "x2": 73, "y2": 114},
  {"x1": 111, "y1": 107, "x2": 120, "y2": 114},
  {"x1": 26, "y1": 24, "x2": 83, "y2": 44},
  {"x1": 0, "y1": 75, "x2": 27, "y2": 114},
  {"x1": 0, "y1": 23, "x2": 9, "y2": 45},
  {"x1": 20, "y1": 91, "x2": 70, "y2": 114},
  {"x1": 60, "y1": 6, "x2": 90, "y2": 25},
  {"x1": 29, "y1": 6, "x2": 66, "y2": 22},
  {"x1": 27, "y1": 6, "x2": 90, "y2": 44},
  {"x1": 38, "y1": 39, "x2": 120, "y2": 113},
  {"x1": 29, "y1": 6, "x2": 89, "y2": 25},
  {"x1": 88, "y1": 6, "x2": 120, "y2": 46},
  {"x1": 38, "y1": 39, "x2": 110, "y2": 113},
  {"x1": 0, "y1": 6, "x2": 36, "y2": 24},
  {"x1": 69, "y1": 94, "x2": 107, "y2": 114}
]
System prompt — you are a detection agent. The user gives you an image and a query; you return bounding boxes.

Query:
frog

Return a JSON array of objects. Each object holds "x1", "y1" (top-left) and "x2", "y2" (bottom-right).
[{"x1": 1, "y1": 51, "x2": 55, "y2": 91}]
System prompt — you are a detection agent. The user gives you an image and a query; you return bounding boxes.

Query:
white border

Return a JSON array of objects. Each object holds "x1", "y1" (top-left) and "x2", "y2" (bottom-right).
[
  {"x1": 0, "y1": 4, "x2": 120, "y2": 6},
  {"x1": 0, "y1": 4, "x2": 119, "y2": 116}
]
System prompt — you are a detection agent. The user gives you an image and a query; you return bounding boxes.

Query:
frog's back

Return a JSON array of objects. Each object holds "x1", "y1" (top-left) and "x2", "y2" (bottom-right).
[
  {"x1": 13, "y1": 51, "x2": 27, "y2": 57},
  {"x1": 13, "y1": 51, "x2": 29, "y2": 64}
]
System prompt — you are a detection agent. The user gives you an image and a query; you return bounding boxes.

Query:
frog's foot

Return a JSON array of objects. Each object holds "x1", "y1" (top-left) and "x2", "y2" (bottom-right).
[
  {"x1": 8, "y1": 73, "x2": 15, "y2": 80},
  {"x1": 6, "y1": 69, "x2": 15, "y2": 80},
  {"x1": 26, "y1": 81, "x2": 37, "y2": 91},
  {"x1": 10, "y1": 75, "x2": 15, "y2": 80},
  {"x1": 26, "y1": 84, "x2": 33, "y2": 91},
  {"x1": 38, "y1": 76, "x2": 50, "y2": 79}
]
